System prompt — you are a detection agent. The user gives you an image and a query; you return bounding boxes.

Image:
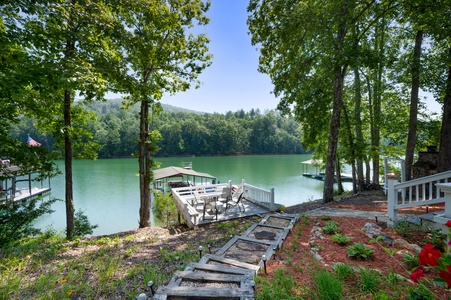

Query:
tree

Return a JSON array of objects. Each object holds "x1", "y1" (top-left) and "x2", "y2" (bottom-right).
[
  {"x1": 4, "y1": 0, "x2": 119, "y2": 239},
  {"x1": 248, "y1": 0, "x2": 386, "y2": 202},
  {"x1": 113, "y1": 0, "x2": 212, "y2": 227}
]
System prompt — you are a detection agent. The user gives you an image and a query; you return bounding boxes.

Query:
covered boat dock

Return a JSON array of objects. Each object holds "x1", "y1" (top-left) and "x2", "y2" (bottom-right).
[
  {"x1": 0, "y1": 161, "x2": 51, "y2": 203},
  {"x1": 153, "y1": 166, "x2": 217, "y2": 193}
]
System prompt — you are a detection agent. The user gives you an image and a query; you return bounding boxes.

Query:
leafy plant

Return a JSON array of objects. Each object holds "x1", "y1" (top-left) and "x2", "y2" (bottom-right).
[
  {"x1": 73, "y1": 209, "x2": 98, "y2": 238},
  {"x1": 322, "y1": 221, "x2": 340, "y2": 234},
  {"x1": 394, "y1": 220, "x2": 421, "y2": 239},
  {"x1": 425, "y1": 229, "x2": 446, "y2": 251},
  {"x1": 331, "y1": 234, "x2": 352, "y2": 245},
  {"x1": 321, "y1": 215, "x2": 331, "y2": 220},
  {"x1": 401, "y1": 252, "x2": 421, "y2": 270},
  {"x1": 347, "y1": 242, "x2": 374, "y2": 260},
  {"x1": 0, "y1": 197, "x2": 57, "y2": 248},
  {"x1": 152, "y1": 191, "x2": 178, "y2": 228}
]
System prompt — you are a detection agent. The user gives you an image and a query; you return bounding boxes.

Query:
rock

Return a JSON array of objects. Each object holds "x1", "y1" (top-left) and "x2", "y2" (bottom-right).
[
  {"x1": 373, "y1": 234, "x2": 394, "y2": 246},
  {"x1": 136, "y1": 293, "x2": 147, "y2": 300},
  {"x1": 310, "y1": 250, "x2": 324, "y2": 263},
  {"x1": 309, "y1": 239, "x2": 317, "y2": 247},
  {"x1": 393, "y1": 238, "x2": 409, "y2": 249},
  {"x1": 363, "y1": 223, "x2": 382, "y2": 238},
  {"x1": 406, "y1": 243, "x2": 422, "y2": 253}
]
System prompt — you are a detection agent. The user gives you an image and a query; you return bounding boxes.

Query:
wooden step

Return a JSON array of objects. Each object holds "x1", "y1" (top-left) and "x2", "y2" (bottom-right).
[
  {"x1": 199, "y1": 254, "x2": 260, "y2": 273},
  {"x1": 153, "y1": 270, "x2": 255, "y2": 300},
  {"x1": 154, "y1": 286, "x2": 254, "y2": 300},
  {"x1": 185, "y1": 262, "x2": 255, "y2": 276}
]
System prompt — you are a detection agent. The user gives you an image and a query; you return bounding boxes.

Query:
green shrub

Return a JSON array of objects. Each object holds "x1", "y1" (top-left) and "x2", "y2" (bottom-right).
[
  {"x1": 394, "y1": 220, "x2": 421, "y2": 239},
  {"x1": 321, "y1": 215, "x2": 331, "y2": 220},
  {"x1": 323, "y1": 221, "x2": 340, "y2": 234},
  {"x1": 152, "y1": 191, "x2": 178, "y2": 228},
  {"x1": 347, "y1": 242, "x2": 374, "y2": 260},
  {"x1": 331, "y1": 234, "x2": 352, "y2": 245},
  {"x1": 0, "y1": 197, "x2": 57, "y2": 249},
  {"x1": 73, "y1": 209, "x2": 98, "y2": 237}
]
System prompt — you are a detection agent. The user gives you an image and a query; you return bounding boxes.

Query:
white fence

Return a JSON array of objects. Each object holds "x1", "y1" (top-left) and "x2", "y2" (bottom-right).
[
  {"x1": 387, "y1": 170, "x2": 451, "y2": 226},
  {"x1": 243, "y1": 182, "x2": 275, "y2": 211}
]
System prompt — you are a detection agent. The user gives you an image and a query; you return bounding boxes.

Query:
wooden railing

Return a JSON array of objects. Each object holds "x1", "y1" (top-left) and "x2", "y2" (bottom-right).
[{"x1": 387, "y1": 170, "x2": 451, "y2": 226}]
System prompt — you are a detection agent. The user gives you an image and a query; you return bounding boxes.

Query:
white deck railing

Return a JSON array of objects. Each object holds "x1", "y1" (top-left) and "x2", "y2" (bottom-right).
[
  {"x1": 171, "y1": 183, "x2": 228, "y2": 227},
  {"x1": 387, "y1": 170, "x2": 451, "y2": 226},
  {"x1": 243, "y1": 182, "x2": 275, "y2": 212},
  {"x1": 170, "y1": 181, "x2": 276, "y2": 227}
]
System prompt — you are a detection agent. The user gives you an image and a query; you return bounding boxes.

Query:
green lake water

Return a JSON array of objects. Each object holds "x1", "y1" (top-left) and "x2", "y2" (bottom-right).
[{"x1": 34, "y1": 154, "x2": 352, "y2": 236}]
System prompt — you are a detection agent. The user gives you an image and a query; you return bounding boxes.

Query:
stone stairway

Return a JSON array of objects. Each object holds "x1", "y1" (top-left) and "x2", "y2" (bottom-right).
[{"x1": 151, "y1": 213, "x2": 299, "y2": 300}]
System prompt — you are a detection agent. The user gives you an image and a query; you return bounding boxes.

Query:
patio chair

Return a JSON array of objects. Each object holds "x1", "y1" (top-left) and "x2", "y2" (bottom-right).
[{"x1": 225, "y1": 192, "x2": 245, "y2": 212}]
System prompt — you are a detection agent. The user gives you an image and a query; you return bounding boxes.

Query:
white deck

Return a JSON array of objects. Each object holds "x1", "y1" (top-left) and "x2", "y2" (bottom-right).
[{"x1": 171, "y1": 183, "x2": 274, "y2": 227}]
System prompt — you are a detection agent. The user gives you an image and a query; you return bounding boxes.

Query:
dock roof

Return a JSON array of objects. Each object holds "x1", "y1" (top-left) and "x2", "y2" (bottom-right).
[{"x1": 153, "y1": 166, "x2": 216, "y2": 181}]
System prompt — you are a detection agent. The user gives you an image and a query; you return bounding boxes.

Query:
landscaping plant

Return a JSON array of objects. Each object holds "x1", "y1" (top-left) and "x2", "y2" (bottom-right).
[{"x1": 409, "y1": 220, "x2": 451, "y2": 289}]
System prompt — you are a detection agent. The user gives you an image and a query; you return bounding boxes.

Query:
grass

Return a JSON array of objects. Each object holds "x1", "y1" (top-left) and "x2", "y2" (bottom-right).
[
  {"x1": 0, "y1": 218, "x2": 256, "y2": 299},
  {"x1": 1, "y1": 214, "x2": 449, "y2": 299}
]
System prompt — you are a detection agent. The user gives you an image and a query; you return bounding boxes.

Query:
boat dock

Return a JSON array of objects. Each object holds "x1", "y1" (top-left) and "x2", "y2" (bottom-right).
[{"x1": 1, "y1": 161, "x2": 51, "y2": 203}]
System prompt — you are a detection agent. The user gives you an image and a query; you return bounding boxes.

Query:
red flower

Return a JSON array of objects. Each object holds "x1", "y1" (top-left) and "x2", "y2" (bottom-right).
[
  {"x1": 446, "y1": 220, "x2": 451, "y2": 227},
  {"x1": 410, "y1": 267, "x2": 425, "y2": 283},
  {"x1": 419, "y1": 244, "x2": 441, "y2": 266},
  {"x1": 439, "y1": 266, "x2": 451, "y2": 287}
]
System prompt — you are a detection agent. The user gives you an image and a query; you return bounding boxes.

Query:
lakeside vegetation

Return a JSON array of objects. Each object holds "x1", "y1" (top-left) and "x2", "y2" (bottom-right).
[{"x1": 9, "y1": 99, "x2": 307, "y2": 158}]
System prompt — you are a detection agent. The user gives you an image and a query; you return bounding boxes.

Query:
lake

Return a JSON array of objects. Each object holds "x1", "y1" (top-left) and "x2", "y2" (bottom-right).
[{"x1": 34, "y1": 154, "x2": 352, "y2": 236}]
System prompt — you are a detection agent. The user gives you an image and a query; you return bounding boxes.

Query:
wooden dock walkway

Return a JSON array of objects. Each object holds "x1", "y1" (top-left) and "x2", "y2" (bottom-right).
[{"x1": 151, "y1": 213, "x2": 299, "y2": 300}]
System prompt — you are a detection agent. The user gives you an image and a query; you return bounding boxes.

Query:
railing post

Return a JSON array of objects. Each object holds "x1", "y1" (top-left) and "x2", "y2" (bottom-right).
[
  {"x1": 270, "y1": 188, "x2": 275, "y2": 211},
  {"x1": 387, "y1": 177, "x2": 397, "y2": 227},
  {"x1": 384, "y1": 157, "x2": 388, "y2": 193},
  {"x1": 434, "y1": 183, "x2": 451, "y2": 245}
]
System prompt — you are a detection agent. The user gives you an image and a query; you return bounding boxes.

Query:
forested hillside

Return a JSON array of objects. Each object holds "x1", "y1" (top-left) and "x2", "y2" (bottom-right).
[{"x1": 9, "y1": 98, "x2": 306, "y2": 158}]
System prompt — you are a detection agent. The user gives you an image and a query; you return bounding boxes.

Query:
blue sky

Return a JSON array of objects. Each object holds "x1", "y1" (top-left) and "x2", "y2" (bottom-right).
[{"x1": 161, "y1": 1, "x2": 279, "y2": 114}]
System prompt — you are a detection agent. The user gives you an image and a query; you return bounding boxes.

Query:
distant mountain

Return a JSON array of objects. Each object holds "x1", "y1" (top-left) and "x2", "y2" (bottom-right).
[{"x1": 105, "y1": 98, "x2": 208, "y2": 115}]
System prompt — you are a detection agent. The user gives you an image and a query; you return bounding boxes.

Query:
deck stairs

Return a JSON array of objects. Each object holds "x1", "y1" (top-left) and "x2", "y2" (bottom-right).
[{"x1": 151, "y1": 213, "x2": 299, "y2": 300}]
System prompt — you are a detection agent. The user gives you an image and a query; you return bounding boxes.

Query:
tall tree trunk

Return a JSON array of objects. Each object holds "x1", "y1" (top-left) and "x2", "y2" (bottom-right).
[
  {"x1": 64, "y1": 8, "x2": 75, "y2": 239},
  {"x1": 354, "y1": 67, "x2": 365, "y2": 191},
  {"x1": 342, "y1": 100, "x2": 357, "y2": 194},
  {"x1": 64, "y1": 89, "x2": 74, "y2": 239},
  {"x1": 324, "y1": 66, "x2": 344, "y2": 203},
  {"x1": 437, "y1": 49, "x2": 451, "y2": 173},
  {"x1": 323, "y1": 4, "x2": 347, "y2": 203},
  {"x1": 405, "y1": 30, "x2": 424, "y2": 180},
  {"x1": 139, "y1": 99, "x2": 151, "y2": 228},
  {"x1": 371, "y1": 18, "x2": 385, "y2": 185}
]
